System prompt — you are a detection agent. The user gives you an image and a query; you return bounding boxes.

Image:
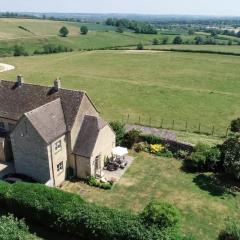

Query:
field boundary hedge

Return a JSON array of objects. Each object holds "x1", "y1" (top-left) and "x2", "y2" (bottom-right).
[{"x1": 147, "y1": 48, "x2": 240, "y2": 57}]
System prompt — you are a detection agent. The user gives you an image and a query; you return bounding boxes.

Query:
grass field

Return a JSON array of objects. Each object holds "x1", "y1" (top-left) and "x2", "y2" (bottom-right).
[
  {"x1": 0, "y1": 50, "x2": 239, "y2": 137},
  {"x1": 62, "y1": 152, "x2": 240, "y2": 240}
]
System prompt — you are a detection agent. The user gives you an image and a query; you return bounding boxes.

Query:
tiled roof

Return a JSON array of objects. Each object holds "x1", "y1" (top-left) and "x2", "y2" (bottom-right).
[
  {"x1": 73, "y1": 115, "x2": 107, "y2": 157},
  {"x1": 25, "y1": 99, "x2": 66, "y2": 144},
  {"x1": 0, "y1": 80, "x2": 84, "y2": 131}
]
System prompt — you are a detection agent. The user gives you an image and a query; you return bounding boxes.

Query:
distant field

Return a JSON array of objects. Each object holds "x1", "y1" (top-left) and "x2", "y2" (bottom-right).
[
  {"x1": 0, "y1": 18, "x2": 81, "y2": 39},
  {"x1": 1, "y1": 50, "x2": 240, "y2": 136}
]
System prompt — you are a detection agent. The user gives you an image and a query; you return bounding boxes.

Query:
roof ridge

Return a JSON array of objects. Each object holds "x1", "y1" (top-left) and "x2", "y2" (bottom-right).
[{"x1": 0, "y1": 79, "x2": 86, "y2": 94}]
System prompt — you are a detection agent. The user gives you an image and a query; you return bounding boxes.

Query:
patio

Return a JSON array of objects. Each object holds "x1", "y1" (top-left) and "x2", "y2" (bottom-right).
[{"x1": 102, "y1": 155, "x2": 134, "y2": 182}]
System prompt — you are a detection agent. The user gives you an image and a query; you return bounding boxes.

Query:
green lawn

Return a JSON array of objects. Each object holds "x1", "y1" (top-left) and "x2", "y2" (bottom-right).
[
  {"x1": 1, "y1": 50, "x2": 239, "y2": 137},
  {"x1": 62, "y1": 152, "x2": 240, "y2": 240}
]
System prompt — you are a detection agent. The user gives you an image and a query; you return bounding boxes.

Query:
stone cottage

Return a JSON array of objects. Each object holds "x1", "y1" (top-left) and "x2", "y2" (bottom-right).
[{"x1": 0, "y1": 76, "x2": 116, "y2": 186}]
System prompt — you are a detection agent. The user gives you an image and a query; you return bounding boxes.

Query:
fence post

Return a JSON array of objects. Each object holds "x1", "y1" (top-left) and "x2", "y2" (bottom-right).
[
  {"x1": 185, "y1": 121, "x2": 188, "y2": 132},
  {"x1": 198, "y1": 123, "x2": 201, "y2": 133},
  {"x1": 160, "y1": 119, "x2": 164, "y2": 129},
  {"x1": 172, "y1": 120, "x2": 175, "y2": 130},
  {"x1": 127, "y1": 114, "x2": 129, "y2": 123},
  {"x1": 226, "y1": 127, "x2": 229, "y2": 138},
  {"x1": 139, "y1": 116, "x2": 141, "y2": 125},
  {"x1": 212, "y1": 125, "x2": 215, "y2": 136}
]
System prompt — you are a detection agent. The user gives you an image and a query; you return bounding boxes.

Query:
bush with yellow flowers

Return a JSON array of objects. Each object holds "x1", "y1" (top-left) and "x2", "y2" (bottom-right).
[{"x1": 150, "y1": 144, "x2": 165, "y2": 154}]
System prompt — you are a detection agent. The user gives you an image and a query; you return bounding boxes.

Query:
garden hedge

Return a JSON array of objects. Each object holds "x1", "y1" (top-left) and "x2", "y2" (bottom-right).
[
  {"x1": 0, "y1": 214, "x2": 34, "y2": 240},
  {"x1": 0, "y1": 181, "x2": 182, "y2": 240}
]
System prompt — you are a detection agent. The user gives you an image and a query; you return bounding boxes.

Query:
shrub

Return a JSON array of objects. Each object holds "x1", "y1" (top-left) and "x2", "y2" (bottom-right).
[
  {"x1": 0, "y1": 181, "x2": 179, "y2": 240},
  {"x1": 0, "y1": 214, "x2": 33, "y2": 240},
  {"x1": 34, "y1": 44, "x2": 73, "y2": 55},
  {"x1": 221, "y1": 137, "x2": 240, "y2": 180},
  {"x1": 133, "y1": 142, "x2": 147, "y2": 153},
  {"x1": 141, "y1": 134, "x2": 162, "y2": 144},
  {"x1": 218, "y1": 218, "x2": 240, "y2": 240},
  {"x1": 150, "y1": 144, "x2": 165, "y2": 154},
  {"x1": 185, "y1": 143, "x2": 220, "y2": 172},
  {"x1": 13, "y1": 45, "x2": 28, "y2": 56},
  {"x1": 156, "y1": 150, "x2": 174, "y2": 158},
  {"x1": 153, "y1": 38, "x2": 159, "y2": 45},
  {"x1": 110, "y1": 121, "x2": 125, "y2": 146},
  {"x1": 230, "y1": 118, "x2": 240, "y2": 133},
  {"x1": 140, "y1": 201, "x2": 180, "y2": 230},
  {"x1": 175, "y1": 150, "x2": 189, "y2": 160},
  {"x1": 137, "y1": 43, "x2": 144, "y2": 50},
  {"x1": 123, "y1": 129, "x2": 141, "y2": 148},
  {"x1": 87, "y1": 176, "x2": 112, "y2": 190}
]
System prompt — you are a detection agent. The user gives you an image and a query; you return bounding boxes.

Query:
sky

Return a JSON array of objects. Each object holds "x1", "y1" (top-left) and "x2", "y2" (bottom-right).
[{"x1": 1, "y1": 0, "x2": 240, "y2": 16}]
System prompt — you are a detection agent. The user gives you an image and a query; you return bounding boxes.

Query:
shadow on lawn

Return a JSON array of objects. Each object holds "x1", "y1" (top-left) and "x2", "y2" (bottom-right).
[{"x1": 193, "y1": 174, "x2": 239, "y2": 197}]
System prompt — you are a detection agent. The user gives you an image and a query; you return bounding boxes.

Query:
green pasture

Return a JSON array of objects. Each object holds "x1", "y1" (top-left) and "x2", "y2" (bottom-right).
[{"x1": 0, "y1": 50, "x2": 239, "y2": 137}]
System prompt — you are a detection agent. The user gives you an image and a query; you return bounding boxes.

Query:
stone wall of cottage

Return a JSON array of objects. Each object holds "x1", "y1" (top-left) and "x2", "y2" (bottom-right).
[
  {"x1": 90, "y1": 125, "x2": 116, "y2": 176},
  {"x1": 11, "y1": 116, "x2": 52, "y2": 183},
  {"x1": 75, "y1": 155, "x2": 91, "y2": 179},
  {"x1": 47, "y1": 135, "x2": 67, "y2": 187}
]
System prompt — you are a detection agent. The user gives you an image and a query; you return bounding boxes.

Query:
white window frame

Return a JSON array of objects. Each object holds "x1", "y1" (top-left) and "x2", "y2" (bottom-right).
[
  {"x1": 54, "y1": 140, "x2": 62, "y2": 153},
  {"x1": 57, "y1": 161, "x2": 64, "y2": 173}
]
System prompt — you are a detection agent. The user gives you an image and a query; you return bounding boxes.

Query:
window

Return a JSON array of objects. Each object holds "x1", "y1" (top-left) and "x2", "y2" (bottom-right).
[
  {"x1": 0, "y1": 122, "x2": 5, "y2": 130},
  {"x1": 54, "y1": 140, "x2": 62, "y2": 152},
  {"x1": 57, "y1": 162, "x2": 64, "y2": 173}
]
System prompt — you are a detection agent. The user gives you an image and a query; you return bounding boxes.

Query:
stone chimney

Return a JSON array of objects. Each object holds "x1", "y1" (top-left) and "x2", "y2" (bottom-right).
[
  {"x1": 54, "y1": 78, "x2": 61, "y2": 91},
  {"x1": 17, "y1": 75, "x2": 24, "y2": 86}
]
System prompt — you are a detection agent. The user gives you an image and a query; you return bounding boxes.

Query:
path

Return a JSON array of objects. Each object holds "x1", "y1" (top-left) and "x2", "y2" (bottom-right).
[
  {"x1": 0, "y1": 63, "x2": 15, "y2": 73},
  {"x1": 125, "y1": 124, "x2": 177, "y2": 141}
]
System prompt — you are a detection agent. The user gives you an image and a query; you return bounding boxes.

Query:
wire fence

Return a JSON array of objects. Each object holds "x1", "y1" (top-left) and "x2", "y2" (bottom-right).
[{"x1": 110, "y1": 113, "x2": 230, "y2": 138}]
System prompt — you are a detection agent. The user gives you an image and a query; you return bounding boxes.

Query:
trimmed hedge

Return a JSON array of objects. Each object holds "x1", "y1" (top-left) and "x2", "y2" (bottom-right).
[
  {"x1": 0, "y1": 181, "x2": 181, "y2": 240},
  {"x1": 0, "y1": 214, "x2": 34, "y2": 240}
]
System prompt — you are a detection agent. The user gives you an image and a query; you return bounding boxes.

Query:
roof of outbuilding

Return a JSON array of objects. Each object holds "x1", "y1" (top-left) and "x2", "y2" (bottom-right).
[
  {"x1": 73, "y1": 115, "x2": 108, "y2": 158},
  {"x1": 0, "y1": 80, "x2": 85, "y2": 131},
  {"x1": 25, "y1": 99, "x2": 66, "y2": 144}
]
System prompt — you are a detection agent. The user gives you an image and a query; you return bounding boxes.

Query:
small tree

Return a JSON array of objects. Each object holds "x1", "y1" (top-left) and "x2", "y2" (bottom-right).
[
  {"x1": 110, "y1": 121, "x2": 125, "y2": 146},
  {"x1": 221, "y1": 136, "x2": 240, "y2": 180},
  {"x1": 123, "y1": 129, "x2": 141, "y2": 148},
  {"x1": 59, "y1": 26, "x2": 69, "y2": 37},
  {"x1": 230, "y1": 118, "x2": 240, "y2": 133},
  {"x1": 80, "y1": 26, "x2": 88, "y2": 35},
  {"x1": 153, "y1": 38, "x2": 159, "y2": 45},
  {"x1": 173, "y1": 36, "x2": 183, "y2": 44},
  {"x1": 162, "y1": 37, "x2": 169, "y2": 44},
  {"x1": 140, "y1": 201, "x2": 180, "y2": 230},
  {"x1": 116, "y1": 27, "x2": 124, "y2": 33},
  {"x1": 137, "y1": 43, "x2": 144, "y2": 50}
]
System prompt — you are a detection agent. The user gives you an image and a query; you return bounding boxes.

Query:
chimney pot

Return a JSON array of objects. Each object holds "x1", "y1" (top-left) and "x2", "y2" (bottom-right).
[
  {"x1": 17, "y1": 75, "x2": 24, "y2": 86},
  {"x1": 54, "y1": 78, "x2": 61, "y2": 91}
]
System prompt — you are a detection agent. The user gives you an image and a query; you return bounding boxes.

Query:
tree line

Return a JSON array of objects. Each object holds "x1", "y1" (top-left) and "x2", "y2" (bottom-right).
[{"x1": 105, "y1": 18, "x2": 157, "y2": 34}]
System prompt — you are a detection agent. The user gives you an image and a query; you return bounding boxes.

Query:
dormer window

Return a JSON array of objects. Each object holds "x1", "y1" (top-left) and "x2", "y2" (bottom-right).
[{"x1": 54, "y1": 140, "x2": 62, "y2": 152}]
